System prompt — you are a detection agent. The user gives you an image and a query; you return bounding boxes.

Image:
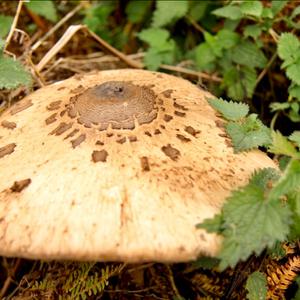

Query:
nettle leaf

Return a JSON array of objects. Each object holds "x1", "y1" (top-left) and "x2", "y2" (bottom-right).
[
  {"x1": 212, "y1": 5, "x2": 243, "y2": 20},
  {"x1": 249, "y1": 168, "x2": 280, "y2": 190},
  {"x1": 0, "y1": 56, "x2": 31, "y2": 89},
  {"x1": 223, "y1": 66, "x2": 257, "y2": 100},
  {"x1": 208, "y1": 98, "x2": 249, "y2": 121},
  {"x1": 0, "y1": 15, "x2": 13, "y2": 38},
  {"x1": 138, "y1": 28, "x2": 171, "y2": 49},
  {"x1": 197, "y1": 214, "x2": 223, "y2": 234},
  {"x1": 269, "y1": 159, "x2": 300, "y2": 200},
  {"x1": 126, "y1": 0, "x2": 150, "y2": 24},
  {"x1": 244, "y1": 24, "x2": 262, "y2": 39},
  {"x1": 289, "y1": 85, "x2": 300, "y2": 99},
  {"x1": 25, "y1": 0, "x2": 57, "y2": 23},
  {"x1": 218, "y1": 177, "x2": 291, "y2": 269},
  {"x1": 277, "y1": 33, "x2": 300, "y2": 64},
  {"x1": 286, "y1": 61, "x2": 300, "y2": 85},
  {"x1": 188, "y1": 2, "x2": 208, "y2": 22},
  {"x1": 289, "y1": 131, "x2": 300, "y2": 147},
  {"x1": 268, "y1": 131, "x2": 300, "y2": 158},
  {"x1": 232, "y1": 40, "x2": 267, "y2": 68},
  {"x1": 240, "y1": 1, "x2": 263, "y2": 17},
  {"x1": 217, "y1": 29, "x2": 240, "y2": 49},
  {"x1": 225, "y1": 114, "x2": 271, "y2": 152},
  {"x1": 195, "y1": 43, "x2": 216, "y2": 70},
  {"x1": 271, "y1": 1, "x2": 288, "y2": 16},
  {"x1": 152, "y1": 0, "x2": 188, "y2": 28},
  {"x1": 246, "y1": 271, "x2": 267, "y2": 300}
]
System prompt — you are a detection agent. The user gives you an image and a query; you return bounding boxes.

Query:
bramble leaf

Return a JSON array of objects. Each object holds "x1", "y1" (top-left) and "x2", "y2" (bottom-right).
[
  {"x1": 246, "y1": 271, "x2": 267, "y2": 300},
  {"x1": 268, "y1": 131, "x2": 299, "y2": 158},
  {"x1": 0, "y1": 15, "x2": 13, "y2": 38},
  {"x1": 152, "y1": 0, "x2": 188, "y2": 28},
  {"x1": 225, "y1": 114, "x2": 271, "y2": 152},
  {"x1": 240, "y1": 1, "x2": 263, "y2": 17},
  {"x1": 0, "y1": 57, "x2": 31, "y2": 89},
  {"x1": 25, "y1": 0, "x2": 57, "y2": 22},
  {"x1": 208, "y1": 98, "x2": 249, "y2": 121},
  {"x1": 277, "y1": 33, "x2": 300, "y2": 65},
  {"x1": 289, "y1": 131, "x2": 300, "y2": 147},
  {"x1": 212, "y1": 5, "x2": 243, "y2": 20}
]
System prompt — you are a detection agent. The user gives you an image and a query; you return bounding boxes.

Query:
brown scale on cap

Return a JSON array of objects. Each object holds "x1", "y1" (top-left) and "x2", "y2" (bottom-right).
[
  {"x1": 10, "y1": 179, "x2": 31, "y2": 193},
  {"x1": 1, "y1": 120, "x2": 17, "y2": 130},
  {"x1": 161, "y1": 144, "x2": 181, "y2": 161},
  {"x1": 0, "y1": 143, "x2": 16, "y2": 159},
  {"x1": 66, "y1": 81, "x2": 158, "y2": 131},
  {"x1": 92, "y1": 149, "x2": 108, "y2": 162}
]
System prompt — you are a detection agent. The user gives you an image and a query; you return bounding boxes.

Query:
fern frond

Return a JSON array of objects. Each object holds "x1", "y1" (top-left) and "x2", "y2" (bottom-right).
[{"x1": 267, "y1": 255, "x2": 300, "y2": 299}]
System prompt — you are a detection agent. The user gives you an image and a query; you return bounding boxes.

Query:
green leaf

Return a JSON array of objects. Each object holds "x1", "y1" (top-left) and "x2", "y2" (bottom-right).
[
  {"x1": 244, "y1": 24, "x2": 262, "y2": 39},
  {"x1": 240, "y1": 1, "x2": 263, "y2": 17},
  {"x1": 286, "y1": 62, "x2": 300, "y2": 85},
  {"x1": 289, "y1": 85, "x2": 300, "y2": 99},
  {"x1": 249, "y1": 168, "x2": 280, "y2": 190},
  {"x1": 269, "y1": 159, "x2": 300, "y2": 199},
  {"x1": 217, "y1": 29, "x2": 240, "y2": 49},
  {"x1": 212, "y1": 5, "x2": 243, "y2": 20},
  {"x1": 0, "y1": 15, "x2": 13, "y2": 38},
  {"x1": 137, "y1": 28, "x2": 171, "y2": 49},
  {"x1": 277, "y1": 33, "x2": 300, "y2": 64},
  {"x1": 268, "y1": 131, "x2": 299, "y2": 158},
  {"x1": 226, "y1": 114, "x2": 271, "y2": 152},
  {"x1": 197, "y1": 214, "x2": 223, "y2": 233},
  {"x1": 232, "y1": 40, "x2": 267, "y2": 68},
  {"x1": 126, "y1": 1, "x2": 150, "y2": 24},
  {"x1": 246, "y1": 271, "x2": 267, "y2": 300},
  {"x1": 25, "y1": 0, "x2": 57, "y2": 22},
  {"x1": 188, "y1": 2, "x2": 208, "y2": 22},
  {"x1": 195, "y1": 43, "x2": 216, "y2": 70},
  {"x1": 152, "y1": 0, "x2": 188, "y2": 27},
  {"x1": 0, "y1": 57, "x2": 31, "y2": 89},
  {"x1": 223, "y1": 66, "x2": 257, "y2": 100},
  {"x1": 289, "y1": 131, "x2": 300, "y2": 147},
  {"x1": 291, "y1": 5, "x2": 300, "y2": 20},
  {"x1": 271, "y1": 1, "x2": 288, "y2": 16},
  {"x1": 208, "y1": 98, "x2": 249, "y2": 121},
  {"x1": 218, "y1": 174, "x2": 291, "y2": 269},
  {"x1": 0, "y1": 38, "x2": 5, "y2": 53},
  {"x1": 193, "y1": 256, "x2": 220, "y2": 270}
]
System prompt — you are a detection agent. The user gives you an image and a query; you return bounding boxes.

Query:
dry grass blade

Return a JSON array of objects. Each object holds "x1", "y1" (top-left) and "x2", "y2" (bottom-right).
[{"x1": 36, "y1": 25, "x2": 144, "y2": 72}]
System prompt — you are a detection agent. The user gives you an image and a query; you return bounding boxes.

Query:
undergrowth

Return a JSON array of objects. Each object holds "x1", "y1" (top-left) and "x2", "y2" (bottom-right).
[{"x1": 0, "y1": 0, "x2": 299, "y2": 299}]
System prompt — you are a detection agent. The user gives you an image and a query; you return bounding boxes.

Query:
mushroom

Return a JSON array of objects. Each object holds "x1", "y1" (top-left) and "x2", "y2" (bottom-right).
[{"x1": 0, "y1": 69, "x2": 276, "y2": 262}]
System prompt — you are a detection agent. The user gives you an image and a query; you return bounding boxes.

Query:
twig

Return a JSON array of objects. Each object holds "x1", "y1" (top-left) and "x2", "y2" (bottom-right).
[
  {"x1": 4, "y1": 0, "x2": 23, "y2": 51},
  {"x1": 0, "y1": 258, "x2": 21, "y2": 298},
  {"x1": 166, "y1": 265, "x2": 182, "y2": 300},
  {"x1": 186, "y1": 15, "x2": 205, "y2": 34},
  {"x1": 86, "y1": 27, "x2": 144, "y2": 69},
  {"x1": 31, "y1": 2, "x2": 85, "y2": 52},
  {"x1": 255, "y1": 52, "x2": 277, "y2": 87},
  {"x1": 160, "y1": 64, "x2": 222, "y2": 82}
]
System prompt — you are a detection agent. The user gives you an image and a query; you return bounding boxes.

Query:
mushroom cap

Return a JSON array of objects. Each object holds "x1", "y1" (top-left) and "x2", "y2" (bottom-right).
[{"x1": 0, "y1": 69, "x2": 277, "y2": 262}]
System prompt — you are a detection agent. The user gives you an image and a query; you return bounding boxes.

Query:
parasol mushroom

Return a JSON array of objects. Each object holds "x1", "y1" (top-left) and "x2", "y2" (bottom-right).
[{"x1": 0, "y1": 69, "x2": 277, "y2": 262}]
